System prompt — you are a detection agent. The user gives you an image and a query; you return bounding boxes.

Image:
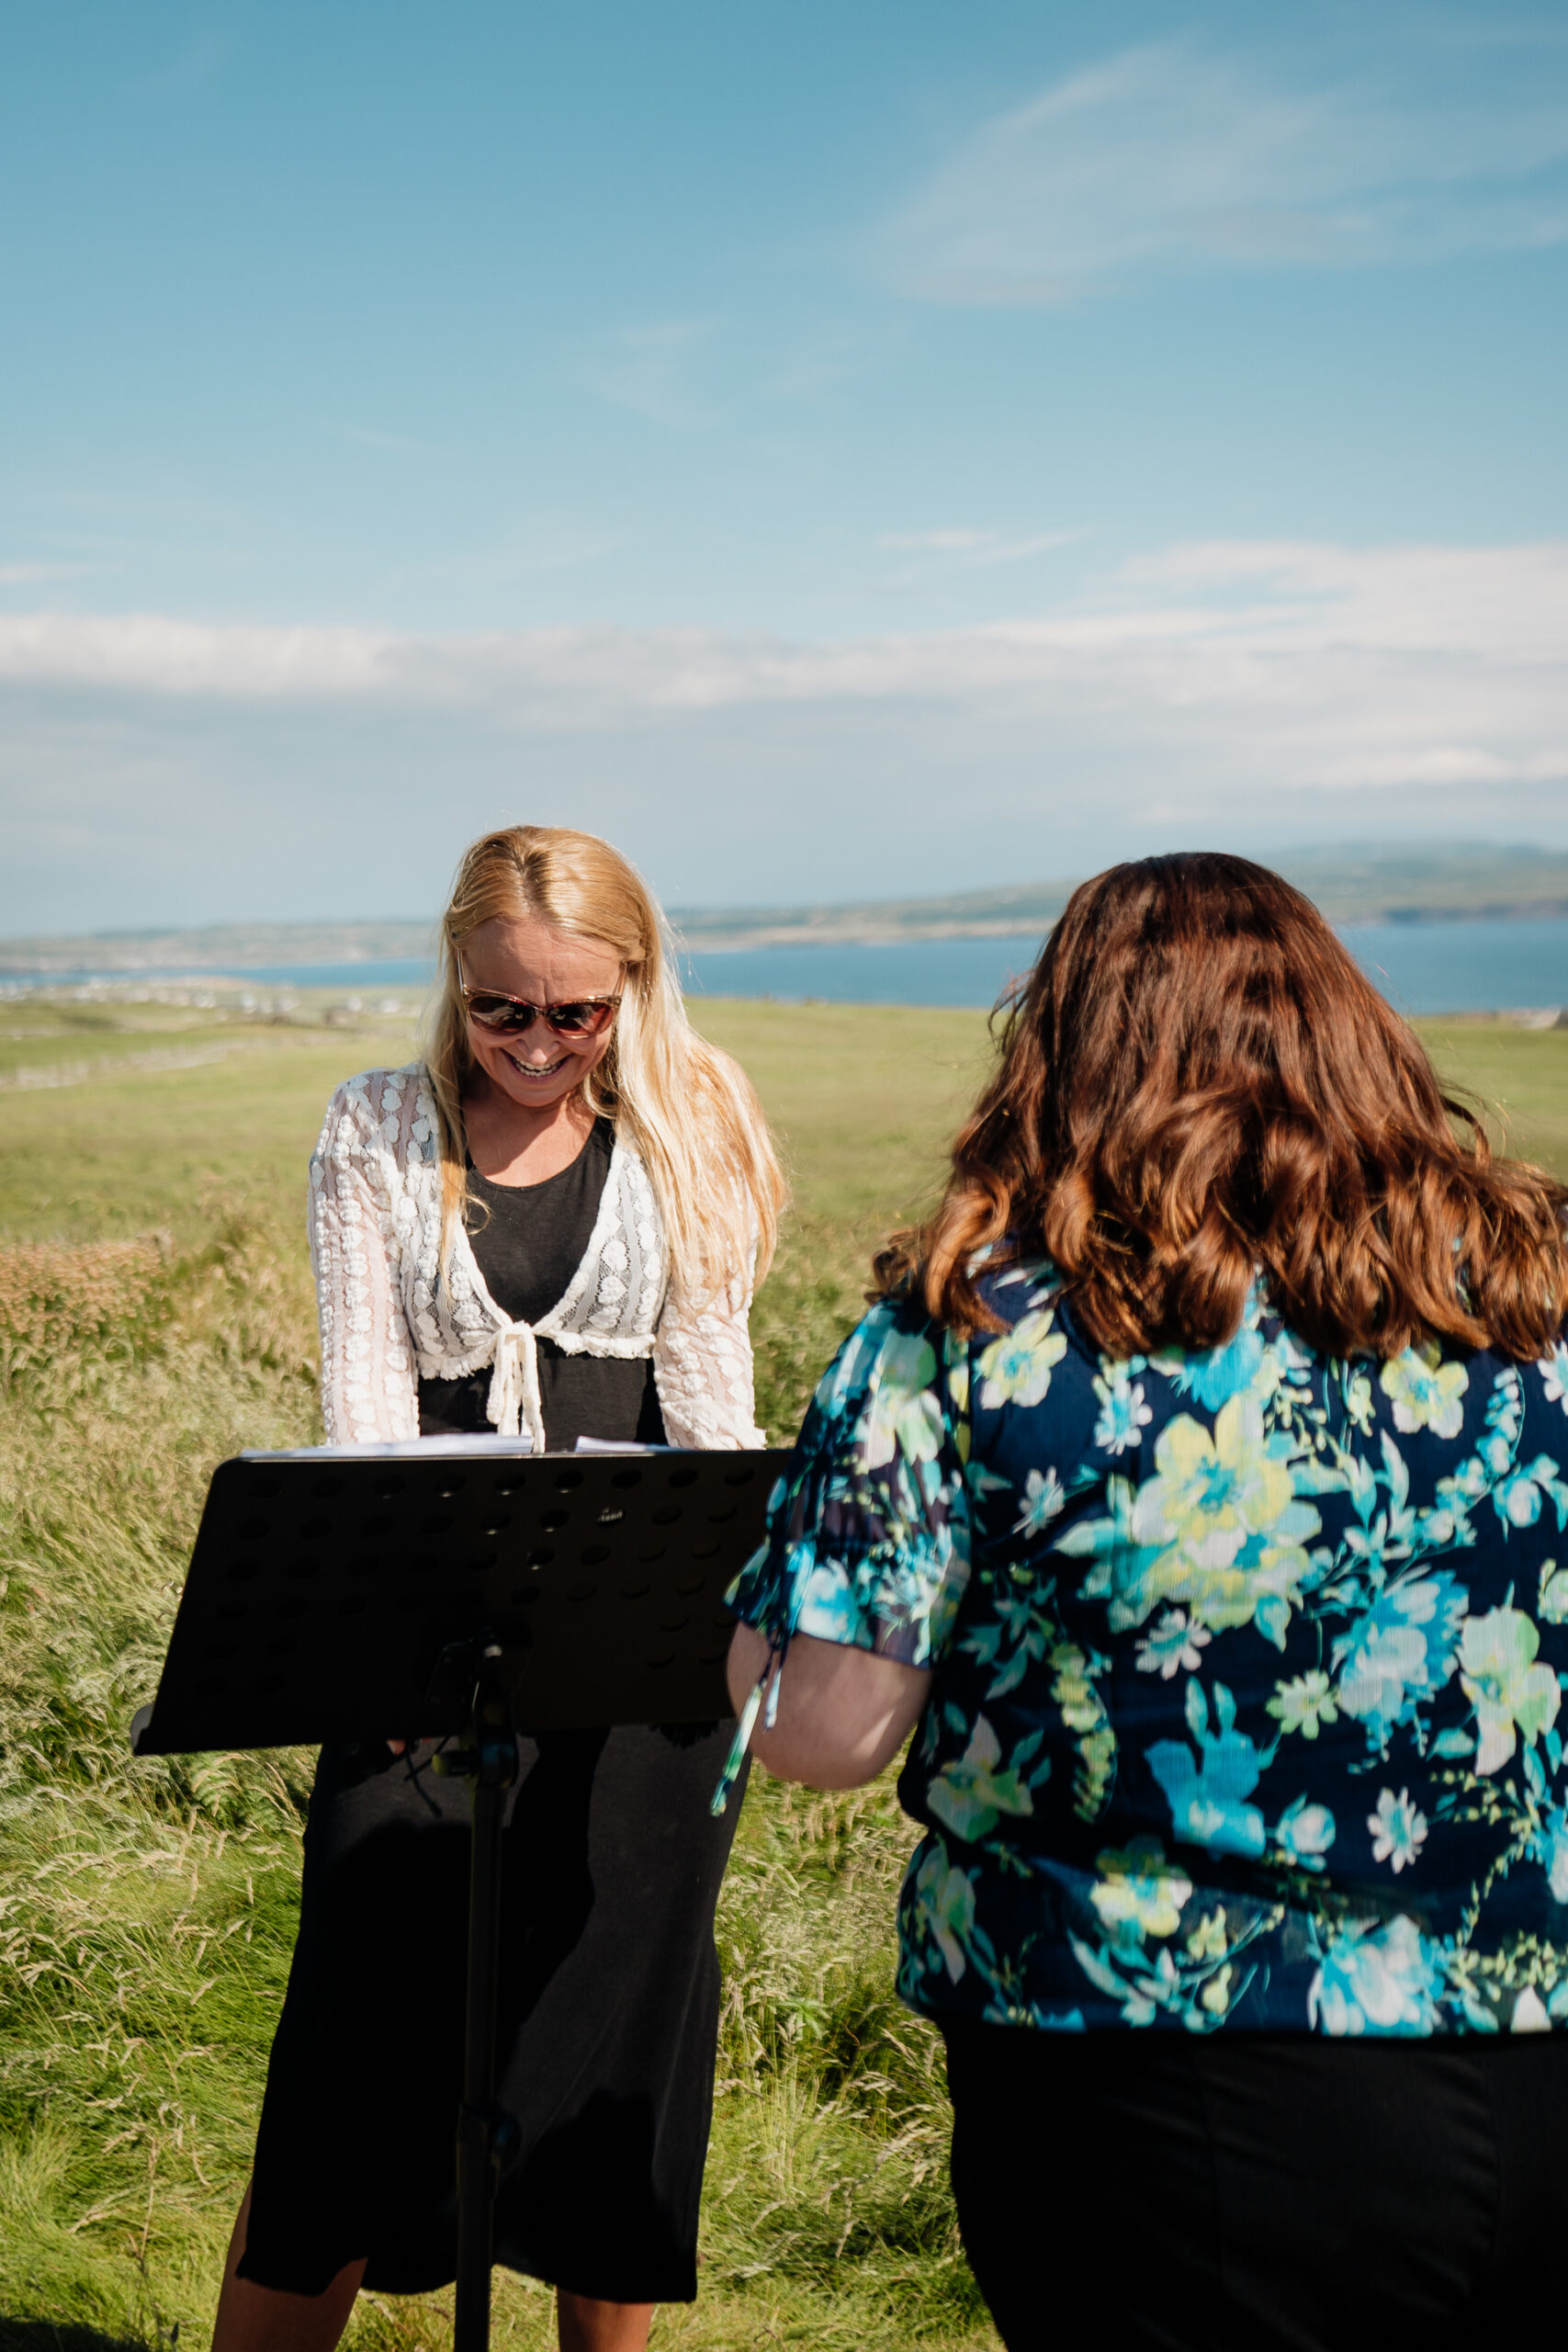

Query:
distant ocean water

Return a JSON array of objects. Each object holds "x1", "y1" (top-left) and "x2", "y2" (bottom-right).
[
  {"x1": 691, "y1": 921, "x2": 1568, "y2": 1013},
  {"x1": 16, "y1": 919, "x2": 1568, "y2": 1014},
  {"x1": 1337, "y1": 921, "x2": 1568, "y2": 1016},
  {"x1": 217, "y1": 960, "x2": 434, "y2": 990}
]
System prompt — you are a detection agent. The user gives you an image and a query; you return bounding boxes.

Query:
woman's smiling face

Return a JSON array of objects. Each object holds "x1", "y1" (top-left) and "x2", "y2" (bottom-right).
[{"x1": 460, "y1": 913, "x2": 623, "y2": 1114}]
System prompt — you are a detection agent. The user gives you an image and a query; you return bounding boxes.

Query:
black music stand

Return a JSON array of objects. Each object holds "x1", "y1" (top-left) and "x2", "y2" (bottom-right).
[{"x1": 130, "y1": 1442, "x2": 787, "y2": 2352}]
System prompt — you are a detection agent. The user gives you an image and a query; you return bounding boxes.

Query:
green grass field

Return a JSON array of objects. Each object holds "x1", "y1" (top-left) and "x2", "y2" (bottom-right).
[{"x1": 2, "y1": 994, "x2": 1565, "y2": 2352}]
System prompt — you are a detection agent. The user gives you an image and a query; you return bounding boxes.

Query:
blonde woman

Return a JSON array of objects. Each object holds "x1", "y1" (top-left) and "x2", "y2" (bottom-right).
[{"x1": 213, "y1": 826, "x2": 784, "y2": 2352}]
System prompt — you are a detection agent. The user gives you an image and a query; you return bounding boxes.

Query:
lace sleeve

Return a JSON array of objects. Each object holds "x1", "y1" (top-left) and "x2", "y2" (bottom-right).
[
  {"x1": 307, "y1": 1075, "x2": 421, "y2": 1444},
  {"x1": 654, "y1": 1244, "x2": 765, "y2": 1451}
]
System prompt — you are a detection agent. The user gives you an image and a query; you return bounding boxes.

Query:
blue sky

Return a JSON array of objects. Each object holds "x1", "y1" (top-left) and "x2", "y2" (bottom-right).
[{"x1": 3, "y1": 1, "x2": 1566, "y2": 929}]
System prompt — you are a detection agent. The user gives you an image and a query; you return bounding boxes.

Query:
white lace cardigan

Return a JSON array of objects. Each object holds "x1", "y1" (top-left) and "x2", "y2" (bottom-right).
[{"x1": 307, "y1": 1064, "x2": 764, "y2": 1453}]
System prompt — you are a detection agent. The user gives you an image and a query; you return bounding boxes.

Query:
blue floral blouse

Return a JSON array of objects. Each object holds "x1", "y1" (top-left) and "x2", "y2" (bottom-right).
[{"x1": 728, "y1": 1262, "x2": 1568, "y2": 2035}]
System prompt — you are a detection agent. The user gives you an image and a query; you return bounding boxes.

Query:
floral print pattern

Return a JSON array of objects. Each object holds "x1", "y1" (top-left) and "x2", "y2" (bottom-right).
[{"x1": 729, "y1": 1265, "x2": 1568, "y2": 2034}]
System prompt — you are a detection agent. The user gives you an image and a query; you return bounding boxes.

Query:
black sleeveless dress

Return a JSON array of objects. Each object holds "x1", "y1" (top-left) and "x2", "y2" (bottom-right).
[{"x1": 239, "y1": 1122, "x2": 747, "y2": 2303}]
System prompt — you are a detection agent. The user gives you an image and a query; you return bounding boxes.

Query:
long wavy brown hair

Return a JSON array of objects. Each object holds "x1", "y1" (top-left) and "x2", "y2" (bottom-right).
[{"x1": 878, "y1": 854, "x2": 1568, "y2": 1361}]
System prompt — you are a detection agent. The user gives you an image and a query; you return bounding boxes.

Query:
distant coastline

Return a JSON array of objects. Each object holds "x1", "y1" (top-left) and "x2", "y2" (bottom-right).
[{"x1": 6, "y1": 843, "x2": 1568, "y2": 977}]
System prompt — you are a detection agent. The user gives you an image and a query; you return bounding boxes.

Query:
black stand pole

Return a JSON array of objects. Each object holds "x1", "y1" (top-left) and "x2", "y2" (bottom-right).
[{"x1": 434, "y1": 1640, "x2": 520, "y2": 2352}]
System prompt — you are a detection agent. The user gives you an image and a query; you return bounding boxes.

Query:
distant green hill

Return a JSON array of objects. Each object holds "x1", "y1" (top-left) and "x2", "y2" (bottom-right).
[
  {"x1": 674, "y1": 846, "x2": 1568, "y2": 948},
  {"x1": 6, "y1": 844, "x2": 1568, "y2": 973},
  {"x1": 0, "y1": 918, "x2": 438, "y2": 977},
  {"x1": 1273, "y1": 845, "x2": 1568, "y2": 926}
]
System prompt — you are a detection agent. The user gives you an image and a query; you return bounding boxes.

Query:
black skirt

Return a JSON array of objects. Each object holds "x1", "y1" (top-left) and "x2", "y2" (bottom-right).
[
  {"x1": 942, "y1": 2018, "x2": 1568, "y2": 2351},
  {"x1": 241, "y1": 1725, "x2": 746, "y2": 2301}
]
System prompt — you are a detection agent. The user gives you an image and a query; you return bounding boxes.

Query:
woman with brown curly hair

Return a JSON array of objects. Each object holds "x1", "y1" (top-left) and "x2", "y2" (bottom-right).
[{"x1": 724, "y1": 854, "x2": 1568, "y2": 2350}]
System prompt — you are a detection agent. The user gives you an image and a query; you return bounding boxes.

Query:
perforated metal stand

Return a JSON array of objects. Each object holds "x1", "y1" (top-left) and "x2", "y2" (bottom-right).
[{"x1": 130, "y1": 1442, "x2": 791, "y2": 2351}]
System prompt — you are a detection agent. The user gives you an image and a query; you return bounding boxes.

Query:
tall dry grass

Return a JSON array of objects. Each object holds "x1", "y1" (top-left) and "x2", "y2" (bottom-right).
[{"x1": 0, "y1": 1220, "x2": 993, "y2": 2351}]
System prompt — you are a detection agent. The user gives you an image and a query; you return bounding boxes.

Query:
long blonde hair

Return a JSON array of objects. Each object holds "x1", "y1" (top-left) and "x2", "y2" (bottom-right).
[{"x1": 425, "y1": 825, "x2": 784, "y2": 1301}]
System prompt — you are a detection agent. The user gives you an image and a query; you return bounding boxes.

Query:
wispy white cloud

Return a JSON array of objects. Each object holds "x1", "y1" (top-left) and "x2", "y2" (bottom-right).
[
  {"x1": 0, "y1": 560, "x2": 107, "y2": 587},
  {"x1": 582, "y1": 321, "x2": 720, "y2": 428},
  {"x1": 334, "y1": 425, "x2": 428, "y2": 457},
  {"x1": 2, "y1": 540, "x2": 1564, "y2": 805},
  {"x1": 875, "y1": 527, "x2": 1079, "y2": 569},
  {"x1": 128, "y1": 28, "x2": 227, "y2": 100},
  {"x1": 880, "y1": 39, "x2": 1568, "y2": 302},
  {"x1": 0, "y1": 614, "x2": 401, "y2": 701},
  {"x1": 879, "y1": 529, "x2": 991, "y2": 552},
  {"x1": 4, "y1": 539, "x2": 1566, "y2": 929}
]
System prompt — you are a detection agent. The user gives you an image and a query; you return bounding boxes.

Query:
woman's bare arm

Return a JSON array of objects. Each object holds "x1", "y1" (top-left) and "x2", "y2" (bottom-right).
[{"x1": 727, "y1": 1623, "x2": 931, "y2": 1790}]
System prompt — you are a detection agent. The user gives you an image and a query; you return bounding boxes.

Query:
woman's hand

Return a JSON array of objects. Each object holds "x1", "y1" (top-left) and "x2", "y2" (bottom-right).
[{"x1": 727, "y1": 1623, "x2": 930, "y2": 1790}]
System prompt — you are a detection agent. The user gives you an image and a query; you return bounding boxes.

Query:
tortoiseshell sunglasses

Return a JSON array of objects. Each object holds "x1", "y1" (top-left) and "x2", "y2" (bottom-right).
[{"x1": 459, "y1": 977, "x2": 622, "y2": 1038}]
